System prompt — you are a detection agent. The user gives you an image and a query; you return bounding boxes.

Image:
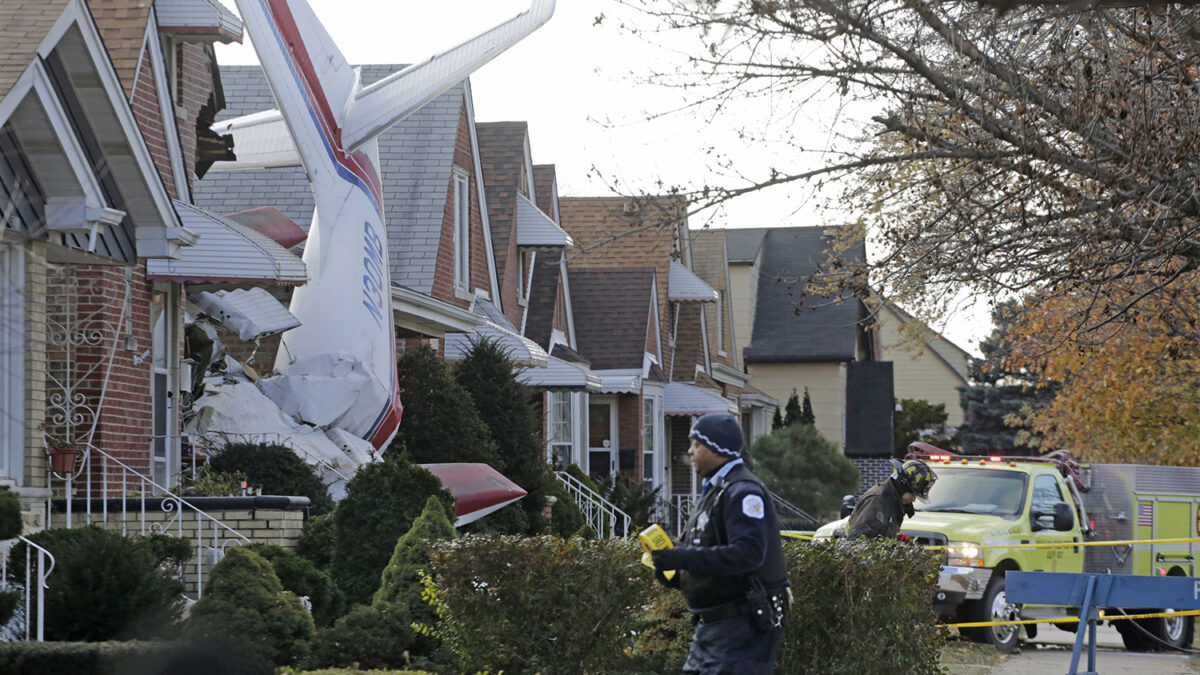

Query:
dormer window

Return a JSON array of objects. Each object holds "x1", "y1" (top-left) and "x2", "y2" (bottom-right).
[{"x1": 453, "y1": 168, "x2": 470, "y2": 292}]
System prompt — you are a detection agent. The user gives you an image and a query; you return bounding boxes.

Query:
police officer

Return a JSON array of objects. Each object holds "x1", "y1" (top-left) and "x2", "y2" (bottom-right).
[
  {"x1": 845, "y1": 458, "x2": 936, "y2": 540},
  {"x1": 650, "y1": 413, "x2": 790, "y2": 674}
]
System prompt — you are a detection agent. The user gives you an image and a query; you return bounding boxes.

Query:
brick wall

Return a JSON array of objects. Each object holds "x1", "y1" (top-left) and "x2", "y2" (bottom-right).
[
  {"x1": 176, "y1": 42, "x2": 215, "y2": 195},
  {"x1": 23, "y1": 242, "x2": 48, "y2": 489},
  {"x1": 431, "y1": 99, "x2": 488, "y2": 310},
  {"x1": 851, "y1": 457, "x2": 895, "y2": 496},
  {"x1": 49, "y1": 499, "x2": 306, "y2": 596},
  {"x1": 617, "y1": 394, "x2": 640, "y2": 483},
  {"x1": 130, "y1": 48, "x2": 177, "y2": 200}
]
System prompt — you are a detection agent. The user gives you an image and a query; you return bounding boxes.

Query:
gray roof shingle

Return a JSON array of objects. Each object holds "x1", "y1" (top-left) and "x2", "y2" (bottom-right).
[
  {"x1": 193, "y1": 64, "x2": 463, "y2": 295},
  {"x1": 743, "y1": 226, "x2": 866, "y2": 363},
  {"x1": 725, "y1": 227, "x2": 769, "y2": 264},
  {"x1": 569, "y1": 267, "x2": 654, "y2": 371}
]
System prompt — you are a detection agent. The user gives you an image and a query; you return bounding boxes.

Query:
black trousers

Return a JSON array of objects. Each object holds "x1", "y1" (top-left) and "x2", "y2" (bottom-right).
[{"x1": 681, "y1": 614, "x2": 785, "y2": 674}]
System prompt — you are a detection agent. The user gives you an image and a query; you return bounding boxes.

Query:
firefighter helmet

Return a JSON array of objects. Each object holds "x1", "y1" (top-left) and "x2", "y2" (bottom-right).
[{"x1": 890, "y1": 459, "x2": 937, "y2": 500}]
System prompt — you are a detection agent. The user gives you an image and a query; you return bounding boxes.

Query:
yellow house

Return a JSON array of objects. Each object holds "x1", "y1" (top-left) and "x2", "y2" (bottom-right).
[{"x1": 877, "y1": 303, "x2": 970, "y2": 428}]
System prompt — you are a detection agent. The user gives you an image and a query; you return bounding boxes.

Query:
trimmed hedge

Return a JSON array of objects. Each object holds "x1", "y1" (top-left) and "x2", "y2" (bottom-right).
[
  {"x1": 246, "y1": 543, "x2": 344, "y2": 627},
  {"x1": 427, "y1": 535, "x2": 944, "y2": 674},
  {"x1": 208, "y1": 443, "x2": 333, "y2": 515},
  {"x1": 0, "y1": 641, "x2": 256, "y2": 675}
]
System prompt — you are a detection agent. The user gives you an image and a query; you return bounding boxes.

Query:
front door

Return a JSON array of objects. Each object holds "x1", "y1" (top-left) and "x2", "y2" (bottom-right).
[{"x1": 587, "y1": 398, "x2": 617, "y2": 479}]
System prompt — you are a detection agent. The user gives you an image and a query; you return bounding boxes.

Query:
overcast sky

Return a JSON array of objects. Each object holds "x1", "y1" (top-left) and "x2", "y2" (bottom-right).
[{"x1": 213, "y1": 0, "x2": 990, "y2": 353}]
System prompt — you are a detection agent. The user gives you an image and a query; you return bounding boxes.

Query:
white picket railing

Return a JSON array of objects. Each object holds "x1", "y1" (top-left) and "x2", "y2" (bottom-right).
[{"x1": 554, "y1": 471, "x2": 631, "y2": 538}]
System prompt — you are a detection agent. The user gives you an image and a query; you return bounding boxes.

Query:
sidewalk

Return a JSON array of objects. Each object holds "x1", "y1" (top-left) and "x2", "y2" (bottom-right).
[{"x1": 991, "y1": 647, "x2": 1194, "y2": 674}]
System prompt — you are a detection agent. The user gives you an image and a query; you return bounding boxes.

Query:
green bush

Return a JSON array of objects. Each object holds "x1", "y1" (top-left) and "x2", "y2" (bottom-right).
[
  {"x1": 297, "y1": 513, "x2": 335, "y2": 571},
  {"x1": 330, "y1": 456, "x2": 455, "y2": 606},
  {"x1": 301, "y1": 601, "x2": 416, "y2": 671},
  {"x1": 424, "y1": 536, "x2": 943, "y2": 674},
  {"x1": 0, "y1": 641, "x2": 243, "y2": 675},
  {"x1": 546, "y1": 480, "x2": 585, "y2": 537},
  {"x1": 13, "y1": 527, "x2": 189, "y2": 640},
  {"x1": 247, "y1": 543, "x2": 344, "y2": 627},
  {"x1": 427, "y1": 535, "x2": 653, "y2": 673},
  {"x1": 745, "y1": 424, "x2": 860, "y2": 523},
  {"x1": 0, "y1": 487, "x2": 23, "y2": 539},
  {"x1": 388, "y1": 345, "x2": 498, "y2": 466},
  {"x1": 374, "y1": 496, "x2": 456, "y2": 607},
  {"x1": 184, "y1": 547, "x2": 314, "y2": 672},
  {"x1": 455, "y1": 338, "x2": 556, "y2": 534},
  {"x1": 207, "y1": 443, "x2": 334, "y2": 515},
  {"x1": 0, "y1": 590, "x2": 18, "y2": 626}
]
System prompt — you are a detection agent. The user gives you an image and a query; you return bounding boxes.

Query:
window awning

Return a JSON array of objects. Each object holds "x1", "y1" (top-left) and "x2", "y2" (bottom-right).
[
  {"x1": 391, "y1": 285, "x2": 482, "y2": 339},
  {"x1": 516, "y1": 193, "x2": 573, "y2": 249},
  {"x1": 668, "y1": 260, "x2": 718, "y2": 302},
  {"x1": 148, "y1": 201, "x2": 307, "y2": 285},
  {"x1": 593, "y1": 370, "x2": 641, "y2": 394},
  {"x1": 156, "y1": 0, "x2": 244, "y2": 42},
  {"x1": 444, "y1": 321, "x2": 550, "y2": 367},
  {"x1": 517, "y1": 356, "x2": 601, "y2": 393},
  {"x1": 664, "y1": 382, "x2": 736, "y2": 416}
]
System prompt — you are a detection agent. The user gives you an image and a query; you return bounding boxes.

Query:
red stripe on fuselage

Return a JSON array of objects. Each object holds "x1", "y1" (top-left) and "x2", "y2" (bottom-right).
[{"x1": 263, "y1": 0, "x2": 383, "y2": 208}]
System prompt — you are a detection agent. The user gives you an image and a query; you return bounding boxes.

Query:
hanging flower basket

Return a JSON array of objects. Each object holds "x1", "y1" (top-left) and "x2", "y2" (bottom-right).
[{"x1": 48, "y1": 446, "x2": 79, "y2": 475}]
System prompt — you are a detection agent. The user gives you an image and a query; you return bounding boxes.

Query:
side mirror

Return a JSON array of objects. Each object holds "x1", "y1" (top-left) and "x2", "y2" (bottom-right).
[
  {"x1": 840, "y1": 495, "x2": 857, "y2": 519},
  {"x1": 1053, "y1": 501, "x2": 1075, "y2": 532}
]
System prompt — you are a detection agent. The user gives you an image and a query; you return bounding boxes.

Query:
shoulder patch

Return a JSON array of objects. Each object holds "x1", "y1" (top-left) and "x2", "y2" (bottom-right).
[{"x1": 741, "y1": 494, "x2": 765, "y2": 519}]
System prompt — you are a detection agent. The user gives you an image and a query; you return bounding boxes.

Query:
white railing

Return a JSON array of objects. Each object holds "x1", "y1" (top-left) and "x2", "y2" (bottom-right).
[
  {"x1": 554, "y1": 471, "x2": 631, "y2": 538},
  {"x1": 0, "y1": 536, "x2": 55, "y2": 642},
  {"x1": 669, "y1": 493, "x2": 696, "y2": 538},
  {"x1": 47, "y1": 444, "x2": 250, "y2": 598}
]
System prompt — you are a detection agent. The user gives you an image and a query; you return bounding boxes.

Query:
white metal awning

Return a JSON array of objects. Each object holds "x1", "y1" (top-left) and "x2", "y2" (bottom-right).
[
  {"x1": 444, "y1": 322, "x2": 549, "y2": 367},
  {"x1": 148, "y1": 201, "x2": 307, "y2": 285},
  {"x1": 517, "y1": 356, "x2": 602, "y2": 392},
  {"x1": 516, "y1": 193, "x2": 573, "y2": 249},
  {"x1": 593, "y1": 370, "x2": 641, "y2": 394},
  {"x1": 391, "y1": 285, "x2": 482, "y2": 338},
  {"x1": 664, "y1": 382, "x2": 735, "y2": 416},
  {"x1": 668, "y1": 260, "x2": 718, "y2": 302},
  {"x1": 190, "y1": 287, "x2": 300, "y2": 340}
]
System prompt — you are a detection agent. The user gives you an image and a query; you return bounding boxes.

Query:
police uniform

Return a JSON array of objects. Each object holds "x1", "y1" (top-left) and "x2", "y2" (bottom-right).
[
  {"x1": 844, "y1": 477, "x2": 906, "y2": 540},
  {"x1": 652, "y1": 414, "x2": 790, "y2": 675}
]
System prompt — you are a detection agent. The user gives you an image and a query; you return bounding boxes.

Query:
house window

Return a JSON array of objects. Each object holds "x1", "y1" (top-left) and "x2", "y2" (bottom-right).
[
  {"x1": 453, "y1": 169, "x2": 470, "y2": 292},
  {"x1": 715, "y1": 290, "x2": 725, "y2": 356},
  {"x1": 548, "y1": 391, "x2": 572, "y2": 470},
  {"x1": 642, "y1": 397, "x2": 655, "y2": 485},
  {"x1": 0, "y1": 243, "x2": 23, "y2": 481}
]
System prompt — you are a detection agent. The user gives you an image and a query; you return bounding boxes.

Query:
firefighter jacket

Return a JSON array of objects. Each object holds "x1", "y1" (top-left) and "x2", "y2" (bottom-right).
[
  {"x1": 674, "y1": 461, "x2": 789, "y2": 612},
  {"x1": 845, "y1": 477, "x2": 906, "y2": 540}
]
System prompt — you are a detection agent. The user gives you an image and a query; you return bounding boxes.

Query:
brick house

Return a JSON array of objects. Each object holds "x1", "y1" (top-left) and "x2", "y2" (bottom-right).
[{"x1": 0, "y1": 0, "x2": 265, "y2": 527}]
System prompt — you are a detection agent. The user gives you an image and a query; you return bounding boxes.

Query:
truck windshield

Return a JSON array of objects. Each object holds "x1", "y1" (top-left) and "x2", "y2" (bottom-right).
[{"x1": 917, "y1": 468, "x2": 1028, "y2": 517}]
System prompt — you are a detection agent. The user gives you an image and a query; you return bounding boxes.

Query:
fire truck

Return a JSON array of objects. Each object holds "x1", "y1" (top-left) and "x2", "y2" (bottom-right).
[{"x1": 812, "y1": 444, "x2": 1200, "y2": 652}]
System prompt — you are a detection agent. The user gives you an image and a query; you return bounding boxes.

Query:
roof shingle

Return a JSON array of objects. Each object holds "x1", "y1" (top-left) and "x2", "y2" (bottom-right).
[{"x1": 569, "y1": 267, "x2": 654, "y2": 370}]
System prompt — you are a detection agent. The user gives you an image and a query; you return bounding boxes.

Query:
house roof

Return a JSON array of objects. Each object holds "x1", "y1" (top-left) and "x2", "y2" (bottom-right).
[
  {"x1": 568, "y1": 267, "x2": 655, "y2": 370},
  {"x1": 193, "y1": 64, "x2": 467, "y2": 295},
  {"x1": 444, "y1": 297, "x2": 549, "y2": 367},
  {"x1": 0, "y1": 0, "x2": 71, "y2": 94},
  {"x1": 476, "y1": 121, "x2": 528, "y2": 282},
  {"x1": 664, "y1": 382, "x2": 735, "y2": 416},
  {"x1": 725, "y1": 227, "x2": 769, "y2": 264},
  {"x1": 532, "y1": 164, "x2": 558, "y2": 223},
  {"x1": 147, "y1": 201, "x2": 306, "y2": 285},
  {"x1": 689, "y1": 228, "x2": 737, "y2": 368},
  {"x1": 517, "y1": 355, "x2": 601, "y2": 393},
  {"x1": 743, "y1": 226, "x2": 867, "y2": 364}
]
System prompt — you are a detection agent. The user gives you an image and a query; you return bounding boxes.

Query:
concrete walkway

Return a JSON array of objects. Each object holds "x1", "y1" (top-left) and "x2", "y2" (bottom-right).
[{"x1": 989, "y1": 626, "x2": 1195, "y2": 674}]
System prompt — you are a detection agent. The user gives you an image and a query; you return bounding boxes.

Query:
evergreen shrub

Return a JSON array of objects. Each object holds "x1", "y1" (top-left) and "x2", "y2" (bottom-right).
[
  {"x1": 330, "y1": 455, "x2": 454, "y2": 606},
  {"x1": 388, "y1": 345, "x2": 497, "y2": 466},
  {"x1": 745, "y1": 424, "x2": 859, "y2": 523},
  {"x1": 208, "y1": 443, "x2": 333, "y2": 515},
  {"x1": 13, "y1": 527, "x2": 189, "y2": 641},
  {"x1": 302, "y1": 601, "x2": 415, "y2": 671},
  {"x1": 297, "y1": 513, "x2": 335, "y2": 571},
  {"x1": 246, "y1": 543, "x2": 344, "y2": 627},
  {"x1": 0, "y1": 641, "x2": 209, "y2": 675},
  {"x1": 183, "y1": 547, "x2": 313, "y2": 672},
  {"x1": 0, "y1": 487, "x2": 23, "y2": 539}
]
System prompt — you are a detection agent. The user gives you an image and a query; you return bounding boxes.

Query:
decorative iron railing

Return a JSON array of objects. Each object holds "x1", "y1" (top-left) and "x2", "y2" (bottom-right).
[
  {"x1": 553, "y1": 471, "x2": 631, "y2": 538},
  {"x1": 668, "y1": 493, "x2": 695, "y2": 538},
  {"x1": 0, "y1": 536, "x2": 55, "y2": 642}
]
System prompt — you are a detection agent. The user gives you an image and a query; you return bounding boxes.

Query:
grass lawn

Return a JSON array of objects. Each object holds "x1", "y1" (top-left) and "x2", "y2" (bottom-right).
[{"x1": 939, "y1": 637, "x2": 1006, "y2": 675}]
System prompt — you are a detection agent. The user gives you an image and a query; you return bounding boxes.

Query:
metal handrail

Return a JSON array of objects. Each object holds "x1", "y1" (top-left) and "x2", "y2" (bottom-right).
[
  {"x1": 48, "y1": 444, "x2": 251, "y2": 598},
  {"x1": 554, "y1": 471, "x2": 631, "y2": 538},
  {"x1": 768, "y1": 490, "x2": 818, "y2": 529},
  {"x1": 16, "y1": 536, "x2": 53, "y2": 641}
]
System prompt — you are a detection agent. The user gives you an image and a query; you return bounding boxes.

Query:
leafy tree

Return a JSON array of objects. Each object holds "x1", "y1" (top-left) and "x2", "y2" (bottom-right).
[
  {"x1": 893, "y1": 398, "x2": 953, "y2": 457},
  {"x1": 454, "y1": 338, "x2": 555, "y2": 534},
  {"x1": 184, "y1": 547, "x2": 313, "y2": 672},
  {"x1": 389, "y1": 344, "x2": 498, "y2": 465},
  {"x1": 1008, "y1": 281, "x2": 1200, "y2": 465},
  {"x1": 612, "y1": 2, "x2": 1200, "y2": 349},
  {"x1": 744, "y1": 424, "x2": 859, "y2": 522},
  {"x1": 330, "y1": 455, "x2": 455, "y2": 606},
  {"x1": 207, "y1": 442, "x2": 333, "y2": 515}
]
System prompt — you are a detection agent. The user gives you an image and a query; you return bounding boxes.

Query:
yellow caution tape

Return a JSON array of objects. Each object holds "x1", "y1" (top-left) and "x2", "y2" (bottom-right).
[
  {"x1": 940, "y1": 609, "x2": 1200, "y2": 629},
  {"x1": 926, "y1": 536, "x2": 1200, "y2": 552}
]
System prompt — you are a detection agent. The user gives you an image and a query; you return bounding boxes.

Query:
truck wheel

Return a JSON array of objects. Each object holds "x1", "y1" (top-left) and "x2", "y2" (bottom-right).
[
  {"x1": 1115, "y1": 616, "x2": 1148, "y2": 651},
  {"x1": 1137, "y1": 612, "x2": 1193, "y2": 650},
  {"x1": 973, "y1": 574, "x2": 1021, "y2": 652}
]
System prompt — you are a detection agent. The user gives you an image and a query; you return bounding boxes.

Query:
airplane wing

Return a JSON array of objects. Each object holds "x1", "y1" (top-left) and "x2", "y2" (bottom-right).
[
  {"x1": 209, "y1": 109, "x2": 301, "y2": 170},
  {"x1": 341, "y1": 0, "x2": 555, "y2": 153}
]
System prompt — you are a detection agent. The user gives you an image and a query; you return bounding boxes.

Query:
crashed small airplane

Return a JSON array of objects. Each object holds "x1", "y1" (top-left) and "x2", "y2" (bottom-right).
[{"x1": 208, "y1": 0, "x2": 553, "y2": 451}]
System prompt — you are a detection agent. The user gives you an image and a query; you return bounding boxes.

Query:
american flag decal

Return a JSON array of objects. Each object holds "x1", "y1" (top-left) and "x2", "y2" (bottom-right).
[{"x1": 1137, "y1": 503, "x2": 1154, "y2": 527}]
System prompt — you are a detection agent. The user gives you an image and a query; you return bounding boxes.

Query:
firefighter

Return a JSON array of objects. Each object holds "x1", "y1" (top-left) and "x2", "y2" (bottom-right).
[
  {"x1": 650, "y1": 413, "x2": 790, "y2": 674},
  {"x1": 845, "y1": 459, "x2": 937, "y2": 540}
]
